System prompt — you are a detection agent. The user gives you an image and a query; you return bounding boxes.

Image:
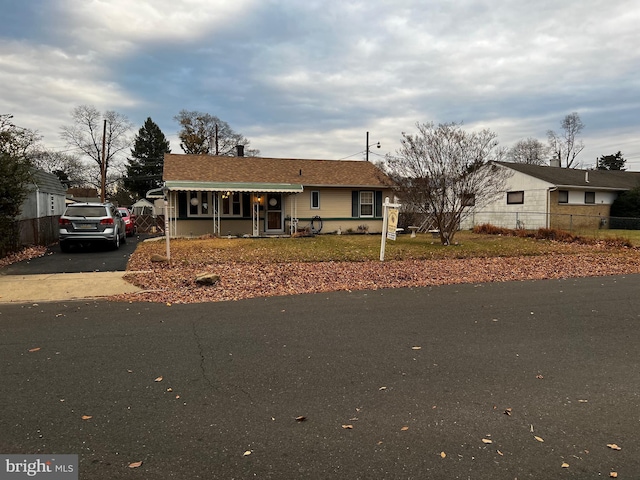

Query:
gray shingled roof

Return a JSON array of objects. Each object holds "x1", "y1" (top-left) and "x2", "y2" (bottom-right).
[
  {"x1": 495, "y1": 162, "x2": 640, "y2": 190},
  {"x1": 30, "y1": 169, "x2": 67, "y2": 195}
]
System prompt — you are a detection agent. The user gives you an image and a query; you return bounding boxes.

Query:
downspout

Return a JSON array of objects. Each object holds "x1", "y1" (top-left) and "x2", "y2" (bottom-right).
[{"x1": 547, "y1": 187, "x2": 557, "y2": 229}]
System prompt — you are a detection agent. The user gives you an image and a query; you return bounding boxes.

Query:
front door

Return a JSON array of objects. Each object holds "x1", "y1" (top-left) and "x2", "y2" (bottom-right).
[{"x1": 265, "y1": 193, "x2": 283, "y2": 233}]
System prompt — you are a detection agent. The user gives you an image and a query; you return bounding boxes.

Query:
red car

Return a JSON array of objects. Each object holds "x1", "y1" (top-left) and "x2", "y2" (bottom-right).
[{"x1": 117, "y1": 207, "x2": 137, "y2": 237}]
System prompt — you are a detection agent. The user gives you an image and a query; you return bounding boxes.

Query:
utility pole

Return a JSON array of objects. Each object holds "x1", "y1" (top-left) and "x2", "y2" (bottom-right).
[
  {"x1": 366, "y1": 131, "x2": 381, "y2": 162},
  {"x1": 366, "y1": 131, "x2": 369, "y2": 162},
  {"x1": 101, "y1": 119, "x2": 107, "y2": 202}
]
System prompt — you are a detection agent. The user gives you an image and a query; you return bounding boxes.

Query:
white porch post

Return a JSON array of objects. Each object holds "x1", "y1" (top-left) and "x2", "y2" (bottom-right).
[{"x1": 253, "y1": 194, "x2": 260, "y2": 237}]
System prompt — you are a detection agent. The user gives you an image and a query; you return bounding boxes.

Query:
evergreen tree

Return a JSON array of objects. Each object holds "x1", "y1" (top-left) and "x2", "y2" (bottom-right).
[
  {"x1": 124, "y1": 118, "x2": 171, "y2": 199},
  {"x1": 596, "y1": 151, "x2": 626, "y2": 171},
  {"x1": 0, "y1": 114, "x2": 39, "y2": 257}
]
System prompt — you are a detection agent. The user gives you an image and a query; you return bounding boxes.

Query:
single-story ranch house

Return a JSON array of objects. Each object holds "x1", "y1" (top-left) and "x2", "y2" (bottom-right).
[
  {"x1": 461, "y1": 161, "x2": 640, "y2": 231},
  {"x1": 151, "y1": 153, "x2": 395, "y2": 237}
]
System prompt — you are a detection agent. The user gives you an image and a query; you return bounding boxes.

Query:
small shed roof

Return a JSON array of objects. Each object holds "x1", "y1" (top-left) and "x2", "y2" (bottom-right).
[{"x1": 30, "y1": 170, "x2": 66, "y2": 195}]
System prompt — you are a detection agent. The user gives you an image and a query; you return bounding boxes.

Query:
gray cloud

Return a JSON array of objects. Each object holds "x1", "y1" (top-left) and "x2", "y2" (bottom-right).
[{"x1": 0, "y1": 0, "x2": 638, "y2": 168}]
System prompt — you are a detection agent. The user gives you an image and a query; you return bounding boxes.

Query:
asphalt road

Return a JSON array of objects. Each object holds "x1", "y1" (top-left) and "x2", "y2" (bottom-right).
[
  {"x1": 1, "y1": 275, "x2": 640, "y2": 479},
  {"x1": 0, "y1": 235, "x2": 146, "y2": 275}
]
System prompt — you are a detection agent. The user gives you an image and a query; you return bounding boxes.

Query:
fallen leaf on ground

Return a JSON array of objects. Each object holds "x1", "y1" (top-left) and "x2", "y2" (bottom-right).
[
  {"x1": 504, "y1": 408, "x2": 512, "y2": 416},
  {"x1": 536, "y1": 374, "x2": 544, "y2": 379},
  {"x1": 342, "y1": 424, "x2": 354, "y2": 429},
  {"x1": 534, "y1": 436, "x2": 544, "y2": 442},
  {"x1": 401, "y1": 426, "x2": 409, "y2": 431},
  {"x1": 497, "y1": 450, "x2": 504, "y2": 456},
  {"x1": 295, "y1": 416, "x2": 306, "y2": 422},
  {"x1": 411, "y1": 346, "x2": 422, "y2": 350},
  {"x1": 28, "y1": 347, "x2": 41, "y2": 352},
  {"x1": 167, "y1": 387, "x2": 173, "y2": 392},
  {"x1": 154, "y1": 376, "x2": 163, "y2": 382},
  {"x1": 610, "y1": 472, "x2": 618, "y2": 478},
  {"x1": 81, "y1": 415, "x2": 92, "y2": 420},
  {"x1": 607, "y1": 443, "x2": 622, "y2": 450},
  {"x1": 128, "y1": 461, "x2": 143, "y2": 468},
  {"x1": 562, "y1": 462, "x2": 570, "y2": 468},
  {"x1": 482, "y1": 438, "x2": 493, "y2": 444},
  {"x1": 243, "y1": 451, "x2": 252, "y2": 456},
  {"x1": 379, "y1": 386, "x2": 387, "y2": 391},
  {"x1": 440, "y1": 452, "x2": 446, "y2": 458},
  {"x1": 578, "y1": 399, "x2": 588, "y2": 403}
]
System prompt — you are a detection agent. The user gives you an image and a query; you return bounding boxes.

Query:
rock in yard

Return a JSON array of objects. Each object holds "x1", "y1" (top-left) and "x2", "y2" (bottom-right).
[{"x1": 195, "y1": 273, "x2": 220, "y2": 286}]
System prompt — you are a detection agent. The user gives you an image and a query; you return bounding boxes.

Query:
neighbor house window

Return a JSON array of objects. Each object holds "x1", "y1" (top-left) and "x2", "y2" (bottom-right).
[
  {"x1": 360, "y1": 191, "x2": 374, "y2": 217},
  {"x1": 461, "y1": 193, "x2": 475, "y2": 207},
  {"x1": 311, "y1": 191, "x2": 320, "y2": 209},
  {"x1": 507, "y1": 191, "x2": 524, "y2": 205},
  {"x1": 585, "y1": 191, "x2": 595, "y2": 204},
  {"x1": 558, "y1": 190, "x2": 569, "y2": 204}
]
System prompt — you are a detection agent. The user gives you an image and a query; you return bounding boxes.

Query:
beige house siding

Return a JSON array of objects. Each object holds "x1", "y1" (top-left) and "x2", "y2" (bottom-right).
[{"x1": 168, "y1": 187, "x2": 393, "y2": 236}]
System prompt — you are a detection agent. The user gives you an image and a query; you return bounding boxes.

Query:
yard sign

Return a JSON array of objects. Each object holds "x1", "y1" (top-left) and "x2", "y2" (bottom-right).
[{"x1": 380, "y1": 197, "x2": 401, "y2": 261}]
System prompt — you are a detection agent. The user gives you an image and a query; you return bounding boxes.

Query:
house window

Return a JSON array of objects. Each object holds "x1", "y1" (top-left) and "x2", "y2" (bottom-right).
[
  {"x1": 461, "y1": 193, "x2": 475, "y2": 207},
  {"x1": 188, "y1": 191, "x2": 213, "y2": 217},
  {"x1": 558, "y1": 190, "x2": 569, "y2": 204},
  {"x1": 311, "y1": 191, "x2": 320, "y2": 209},
  {"x1": 585, "y1": 191, "x2": 595, "y2": 204},
  {"x1": 507, "y1": 191, "x2": 524, "y2": 205},
  {"x1": 221, "y1": 192, "x2": 242, "y2": 216},
  {"x1": 189, "y1": 192, "x2": 199, "y2": 215},
  {"x1": 360, "y1": 191, "x2": 374, "y2": 217}
]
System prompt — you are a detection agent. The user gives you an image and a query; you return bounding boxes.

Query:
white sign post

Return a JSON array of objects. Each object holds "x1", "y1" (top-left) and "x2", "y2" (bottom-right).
[{"x1": 380, "y1": 197, "x2": 402, "y2": 261}]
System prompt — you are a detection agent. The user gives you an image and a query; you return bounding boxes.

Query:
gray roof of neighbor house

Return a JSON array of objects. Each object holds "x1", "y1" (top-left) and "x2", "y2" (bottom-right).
[
  {"x1": 30, "y1": 170, "x2": 67, "y2": 195},
  {"x1": 163, "y1": 154, "x2": 394, "y2": 189},
  {"x1": 494, "y1": 161, "x2": 640, "y2": 190}
]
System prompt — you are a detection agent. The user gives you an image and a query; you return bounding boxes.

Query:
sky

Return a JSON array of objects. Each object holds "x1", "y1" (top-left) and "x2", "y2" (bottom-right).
[{"x1": 1, "y1": 0, "x2": 639, "y2": 170}]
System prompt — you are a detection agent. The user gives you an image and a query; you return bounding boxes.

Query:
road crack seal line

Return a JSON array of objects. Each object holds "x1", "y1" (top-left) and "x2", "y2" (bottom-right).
[{"x1": 190, "y1": 322, "x2": 256, "y2": 405}]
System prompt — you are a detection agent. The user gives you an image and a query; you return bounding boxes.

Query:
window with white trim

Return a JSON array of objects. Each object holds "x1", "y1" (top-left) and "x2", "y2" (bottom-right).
[
  {"x1": 188, "y1": 191, "x2": 213, "y2": 217},
  {"x1": 311, "y1": 191, "x2": 320, "y2": 209},
  {"x1": 360, "y1": 191, "x2": 374, "y2": 217},
  {"x1": 221, "y1": 192, "x2": 242, "y2": 216}
]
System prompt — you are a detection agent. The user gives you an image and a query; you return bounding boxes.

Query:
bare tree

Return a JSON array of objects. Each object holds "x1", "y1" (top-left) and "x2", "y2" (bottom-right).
[
  {"x1": 547, "y1": 112, "x2": 585, "y2": 168},
  {"x1": 387, "y1": 122, "x2": 510, "y2": 245},
  {"x1": 60, "y1": 105, "x2": 133, "y2": 200},
  {"x1": 31, "y1": 149, "x2": 87, "y2": 187},
  {"x1": 174, "y1": 110, "x2": 259, "y2": 156},
  {"x1": 508, "y1": 137, "x2": 549, "y2": 165}
]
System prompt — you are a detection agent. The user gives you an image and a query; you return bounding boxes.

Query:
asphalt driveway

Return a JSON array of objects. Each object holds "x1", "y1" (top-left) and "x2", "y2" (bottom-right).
[{"x1": 0, "y1": 235, "x2": 147, "y2": 275}]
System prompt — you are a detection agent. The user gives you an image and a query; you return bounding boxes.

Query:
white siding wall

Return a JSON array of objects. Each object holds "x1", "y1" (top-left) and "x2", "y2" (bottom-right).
[{"x1": 461, "y1": 168, "x2": 554, "y2": 229}]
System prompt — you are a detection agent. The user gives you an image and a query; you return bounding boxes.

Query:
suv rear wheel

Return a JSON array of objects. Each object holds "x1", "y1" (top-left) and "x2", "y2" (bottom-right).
[{"x1": 112, "y1": 231, "x2": 121, "y2": 250}]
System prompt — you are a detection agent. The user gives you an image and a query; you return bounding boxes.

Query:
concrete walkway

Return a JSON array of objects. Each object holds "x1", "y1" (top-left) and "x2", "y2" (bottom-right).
[{"x1": 0, "y1": 271, "x2": 141, "y2": 303}]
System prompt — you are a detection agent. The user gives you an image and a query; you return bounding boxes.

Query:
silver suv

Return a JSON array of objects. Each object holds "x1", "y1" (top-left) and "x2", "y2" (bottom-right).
[{"x1": 58, "y1": 203, "x2": 126, "y2": 252}]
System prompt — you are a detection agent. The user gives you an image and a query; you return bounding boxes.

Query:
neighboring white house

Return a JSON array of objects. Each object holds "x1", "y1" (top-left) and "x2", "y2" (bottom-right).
[
  {"x1": 461, "y1": 162, "x2": 640, "y2": 231},
  {"x1": 17, "y1": 169, "x2": 67, "y2": 245}
]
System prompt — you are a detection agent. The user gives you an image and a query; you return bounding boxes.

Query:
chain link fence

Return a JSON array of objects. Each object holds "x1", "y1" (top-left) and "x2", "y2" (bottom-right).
[{"x1": 463, "y1": 211, "x2": 640, "y2": 235}]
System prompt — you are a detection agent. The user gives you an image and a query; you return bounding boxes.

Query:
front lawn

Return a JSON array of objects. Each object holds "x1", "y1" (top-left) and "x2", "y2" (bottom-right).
[{"x1": 127, "y1": 230, "x2": 626, "y2": 269}]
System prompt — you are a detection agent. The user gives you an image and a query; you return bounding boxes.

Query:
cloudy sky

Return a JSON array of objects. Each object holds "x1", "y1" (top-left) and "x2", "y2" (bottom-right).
[{"x1": 1, "y1": 0, "x2": 639, "y2": 169}]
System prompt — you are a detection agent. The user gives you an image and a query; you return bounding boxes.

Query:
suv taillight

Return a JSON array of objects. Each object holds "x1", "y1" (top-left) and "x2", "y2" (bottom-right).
[
  {"x1": 59, "y1": 218, "x2": 71, "y2": 225},
  {"x1": 100, "y1": 218, "x2": 114, "y2": 225}
]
